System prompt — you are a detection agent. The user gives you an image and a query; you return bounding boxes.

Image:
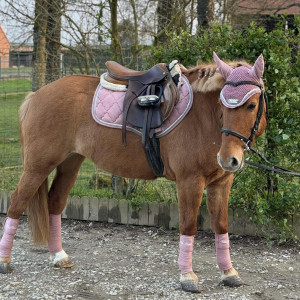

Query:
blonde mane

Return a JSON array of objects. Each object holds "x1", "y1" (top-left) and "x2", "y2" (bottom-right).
[{"x1": 181, "y1": 61, "x2": 249, "y2": 93}]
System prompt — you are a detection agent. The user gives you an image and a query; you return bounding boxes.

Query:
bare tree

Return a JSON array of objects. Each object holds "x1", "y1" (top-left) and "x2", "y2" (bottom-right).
[
  {"x1": 45, "y1": 0, "x2": 63, "y2": 83},
  {"x1": 32, "y1": 0, "x2": 47, "y2": 91},
  {"x1": 108, "y1": 0, "x2": 124, "y2": 63},
  {"x1": 197, "y1": 0, "x2": 214, "y2": 30},
  {"x1": 154, "y1": 0, "x2": 192, "y2": 45}
]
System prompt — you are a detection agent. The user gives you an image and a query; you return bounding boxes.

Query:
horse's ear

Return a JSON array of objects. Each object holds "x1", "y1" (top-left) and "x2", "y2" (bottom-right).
[
  {"x1": 250, "y1": 54, "x2": 264, "y2": 80},
  {"x1": 213, "y1": 52, "x2": 233, "y2": 80}
]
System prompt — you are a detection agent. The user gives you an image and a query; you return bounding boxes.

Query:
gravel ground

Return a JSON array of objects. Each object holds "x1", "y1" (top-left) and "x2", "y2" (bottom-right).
[{"x1": 0, "y1": 215, "x2": 299, "y2": 300}]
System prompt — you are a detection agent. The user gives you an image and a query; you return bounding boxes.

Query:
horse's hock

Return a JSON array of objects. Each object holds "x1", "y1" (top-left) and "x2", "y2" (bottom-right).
[{"x1": 1, "y1": 191, "x2": 299, "y2": 238}]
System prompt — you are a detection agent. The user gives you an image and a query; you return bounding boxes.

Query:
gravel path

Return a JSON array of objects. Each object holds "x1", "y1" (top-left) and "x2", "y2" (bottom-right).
[{"x1": 0, "y1": 216, "x2": 299, "y2": 300}]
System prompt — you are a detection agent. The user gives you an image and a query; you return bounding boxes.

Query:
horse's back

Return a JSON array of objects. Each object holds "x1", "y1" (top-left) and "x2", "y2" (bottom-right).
[{"x1": 20, "y1": 74, "x2": 156, "y2": 179}]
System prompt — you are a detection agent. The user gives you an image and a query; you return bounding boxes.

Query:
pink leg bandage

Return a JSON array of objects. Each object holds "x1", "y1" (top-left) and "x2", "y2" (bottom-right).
[
  {"x1": 0, "y1": 218, "x2": 19, "y2": 257},
  {"x1": 215, "y1": 233, "x2": 232, "y2": 271},
  {"x1": 48, "y1": 214, "x2": 63, "y2": 254},
  {"x1": 178, "y1": 235, "x2": 194, "y2": 274}
]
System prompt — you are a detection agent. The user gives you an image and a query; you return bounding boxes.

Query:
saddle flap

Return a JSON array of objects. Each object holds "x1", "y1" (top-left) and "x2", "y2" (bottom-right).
[{"x1": 127, "y1": 101, "x2": 163, "y2": 129}]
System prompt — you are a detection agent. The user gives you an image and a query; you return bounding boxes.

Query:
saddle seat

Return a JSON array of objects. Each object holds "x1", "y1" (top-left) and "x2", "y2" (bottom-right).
[
  {"x1": 105, "y1": 61, "x2": 168, "y2": 85},
  {"x1": 105, "y1": 61, "x2": 146, "y2": 82}
]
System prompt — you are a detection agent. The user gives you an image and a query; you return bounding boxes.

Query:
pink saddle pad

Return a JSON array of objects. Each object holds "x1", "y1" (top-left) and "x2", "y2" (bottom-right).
[{"x1": 92, "y1": 75, "x2": 193, "y2": 137}]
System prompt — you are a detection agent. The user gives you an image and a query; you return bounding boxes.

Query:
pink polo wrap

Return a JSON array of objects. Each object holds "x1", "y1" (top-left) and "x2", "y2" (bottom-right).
[
  {"x1": 215, "y1": 233, "x2": 232, "y2": 271},
  {"x1": 178, "y1": 235, "x2": 194, "y2": 274},
  {"x1": 48, "y1": 214, "x2": 63, "y2": 254},
  {"x1": 0, "y1": 217, "x2": 19, "y2": 257}
]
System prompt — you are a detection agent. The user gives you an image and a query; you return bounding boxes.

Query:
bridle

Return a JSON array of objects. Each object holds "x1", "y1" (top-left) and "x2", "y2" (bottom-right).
[
  {"x1": 221, "y1": 80, "x2": 268, "y2": 150},
  {"x1": 220, "y1": 80, "x2": 300, "y2": 177}
]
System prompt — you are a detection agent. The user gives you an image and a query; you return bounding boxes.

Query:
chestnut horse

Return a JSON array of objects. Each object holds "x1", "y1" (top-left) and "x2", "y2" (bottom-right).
[{"x1": 0, "y1": 53, "x2": 267, "y2": 293}]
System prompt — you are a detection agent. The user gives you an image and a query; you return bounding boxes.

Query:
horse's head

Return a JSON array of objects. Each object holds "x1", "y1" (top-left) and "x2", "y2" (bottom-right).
[{"x1": 213, "y1": 52, "x2": 267, "y2": 172}]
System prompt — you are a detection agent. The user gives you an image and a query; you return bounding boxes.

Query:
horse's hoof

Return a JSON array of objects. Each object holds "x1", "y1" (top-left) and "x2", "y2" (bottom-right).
[
  {"x1": 221, "y1": 268, "x2": 243, "y2": 287},
  {"x1": 0, "y1": 257, "x2": 12, "y2": 274},
  {"x1": 54, "y1": 257, "x2": 74, "y2": 268},
  {"x1": 180, "y1": 272, "x2": 200, "y2": 293},
  {"x1": 0, "y1": 262, "x2": 12, "y2": 273},
  {"x1": 50, "y1": 249, "x2": 73, "y2": 269}
]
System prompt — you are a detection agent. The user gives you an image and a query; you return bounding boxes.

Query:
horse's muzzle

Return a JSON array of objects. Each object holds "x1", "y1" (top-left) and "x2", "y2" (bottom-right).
[{"x1": 217, "y1": 152, "x2": 244, "y2": 172}]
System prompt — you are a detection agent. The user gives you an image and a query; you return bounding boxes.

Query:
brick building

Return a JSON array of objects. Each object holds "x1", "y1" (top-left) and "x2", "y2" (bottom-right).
[
  {"x1": 0, "y1": 26, "x2": 10, "y2": 68},
  {"x1": 228, "y1": 0, "x2": 300, "y2": 31}
]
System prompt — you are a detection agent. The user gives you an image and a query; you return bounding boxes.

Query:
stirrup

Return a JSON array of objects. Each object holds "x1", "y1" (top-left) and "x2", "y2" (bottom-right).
[{"x1": 138, "y1": 85, "x2": 163, "y2": 106}]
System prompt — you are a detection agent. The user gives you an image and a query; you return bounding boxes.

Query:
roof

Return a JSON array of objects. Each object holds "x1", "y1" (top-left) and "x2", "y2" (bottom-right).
[
  {"x1": 232, "y1": 0, "x2": 300, "y2": 15},
  {"x1": 0, "y1": 25, "x2": 10, "y2": 48}
]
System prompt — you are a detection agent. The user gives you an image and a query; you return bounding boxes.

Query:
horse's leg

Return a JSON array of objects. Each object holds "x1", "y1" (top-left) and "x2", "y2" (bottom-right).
[
  {"x1": 206, "y1": 174, "x2": 242, "y2": 287},
  {"x1": 0, "y1": 168, "x2": 51, "y2": 273},
  {"x1": 177, "y1": 177, "x2": 205, "y2": 293},
  {"x1": 47, "y1": 153, "x2": 85, "y2": 268}
]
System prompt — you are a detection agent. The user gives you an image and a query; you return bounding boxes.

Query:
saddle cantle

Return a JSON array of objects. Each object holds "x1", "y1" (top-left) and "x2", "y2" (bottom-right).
[{"x1": 103, "y1": 61, "x2": 181, "y2": 177}]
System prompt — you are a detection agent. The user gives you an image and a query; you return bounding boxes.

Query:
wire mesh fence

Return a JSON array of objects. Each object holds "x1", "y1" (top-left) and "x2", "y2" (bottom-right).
[{"x1": 0, "y1": 48, "x2": 178, "y2": 202}]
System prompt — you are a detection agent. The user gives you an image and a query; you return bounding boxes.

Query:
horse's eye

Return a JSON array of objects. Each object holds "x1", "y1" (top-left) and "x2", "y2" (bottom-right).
[{"x1": 247, "y1": 103, "x2": 256, "y2": 110}]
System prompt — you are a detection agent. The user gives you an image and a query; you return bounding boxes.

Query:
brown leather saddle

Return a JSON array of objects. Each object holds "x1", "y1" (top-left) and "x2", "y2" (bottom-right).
[{"x1": 105, "y1": 61, "x2": 180, "y2": 177}]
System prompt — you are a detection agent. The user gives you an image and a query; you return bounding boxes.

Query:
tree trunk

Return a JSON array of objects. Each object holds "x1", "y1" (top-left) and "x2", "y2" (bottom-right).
[
  {"x1": 108, "y1": 0, "x2": 126, "y2": 195},
  {"x1": 111, "y1": 175, "x2": 125, "y2": 197},
  {"x1": 128, "y1": 0, "x2": 139, "y2": 68},
  {"x1": 197, "y1": 0, "x2": 214, "y2": 30},
  {"x1": 154, "y1": 0, "x2": 190, "y2": 46},
  {"x1": 155, "y1": 0, "x2": 174, "y2": 45},
  {"x1": 45, "y1": 0, "x2": 62, "y2": 84},
  {"x1": 32, "y1": 0, "x2": 48, "y2": 91},
  {"x1": 109, "y1": 0, "x2": 124, "y2": 63}
]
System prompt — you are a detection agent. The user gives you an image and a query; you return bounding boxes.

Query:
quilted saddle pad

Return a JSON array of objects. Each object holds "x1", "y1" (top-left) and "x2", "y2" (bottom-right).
[{"x1": 92, "y1": 75, "x2": 193, "y2": 137}]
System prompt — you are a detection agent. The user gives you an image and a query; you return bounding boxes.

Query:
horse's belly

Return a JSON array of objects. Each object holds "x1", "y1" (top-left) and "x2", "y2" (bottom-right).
[{"x1": 75, "y1": 124, "x2": 157, "y2": 180}]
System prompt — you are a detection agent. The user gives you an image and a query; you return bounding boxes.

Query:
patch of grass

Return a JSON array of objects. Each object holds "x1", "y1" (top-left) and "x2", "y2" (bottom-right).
[
  {"x1": 0, "y1": 78, "x2": 32, "y2": 94},
  {"x1": 0, "y1": 67, "x2": 32, "y2": 75},
  {"x1": 0, "y1": 93, "x2": 24, "y2": 168}
]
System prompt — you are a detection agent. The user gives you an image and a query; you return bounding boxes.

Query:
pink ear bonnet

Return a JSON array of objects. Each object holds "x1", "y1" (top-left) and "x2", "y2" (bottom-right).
[{"x1": 213, "y1": 52, "x2": 264, "y2": 108}]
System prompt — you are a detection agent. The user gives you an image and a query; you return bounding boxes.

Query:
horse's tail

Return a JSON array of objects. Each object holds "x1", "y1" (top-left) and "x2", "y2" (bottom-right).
[
  {"x1": 27, "y1": 179, "x2": 50, "y2": 245},
  {"x1": 19, "y1": 92, "x2": 50, "y2": 245}
]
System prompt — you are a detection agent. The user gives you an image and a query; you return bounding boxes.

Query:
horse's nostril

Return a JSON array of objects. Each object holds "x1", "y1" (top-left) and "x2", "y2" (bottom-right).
[{"x1": 231, "y1": 157, "x2": 239, "y2": 168}]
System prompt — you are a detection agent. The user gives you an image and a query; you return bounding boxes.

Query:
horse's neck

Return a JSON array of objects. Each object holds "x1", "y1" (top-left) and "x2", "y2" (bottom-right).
[{"x1": 192, "y1": 90, "x2": 223, "y2": 129}]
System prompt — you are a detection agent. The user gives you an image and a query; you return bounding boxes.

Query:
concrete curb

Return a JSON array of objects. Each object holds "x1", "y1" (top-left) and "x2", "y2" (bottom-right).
[{"x1": 0, "y1": 191, "x2": 299, "y2": 237}]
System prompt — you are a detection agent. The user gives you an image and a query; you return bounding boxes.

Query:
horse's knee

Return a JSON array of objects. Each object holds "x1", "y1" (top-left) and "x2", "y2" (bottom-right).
[
  {"x1": 211, "y1": 221, "x2": 228, "y2": 234},
  {"x1": 180, "y1": 214, "x2": 198, "y2": 236},
  {"x1": 209, "y1": 209, "x2": 228, "y2": 234},
  {"x1": 180, "y1": 225, "x2": 197, "y2": 236}
]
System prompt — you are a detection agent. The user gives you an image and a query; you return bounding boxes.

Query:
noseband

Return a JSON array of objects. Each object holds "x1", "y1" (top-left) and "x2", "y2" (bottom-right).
[{"x1": 221, "y1": 80, "x2": 268, "y2": 148}]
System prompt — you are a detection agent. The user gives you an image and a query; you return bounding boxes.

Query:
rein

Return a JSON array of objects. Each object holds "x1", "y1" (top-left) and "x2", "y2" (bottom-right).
[{"x1": 221, "y1": 80, "x2": 300, "y2": 177}]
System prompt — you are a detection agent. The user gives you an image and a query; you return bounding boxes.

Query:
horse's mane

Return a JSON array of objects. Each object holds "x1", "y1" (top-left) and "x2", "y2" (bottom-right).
[{"x1": 180, "y1": 61, "x2": 250, "y2": 93}]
